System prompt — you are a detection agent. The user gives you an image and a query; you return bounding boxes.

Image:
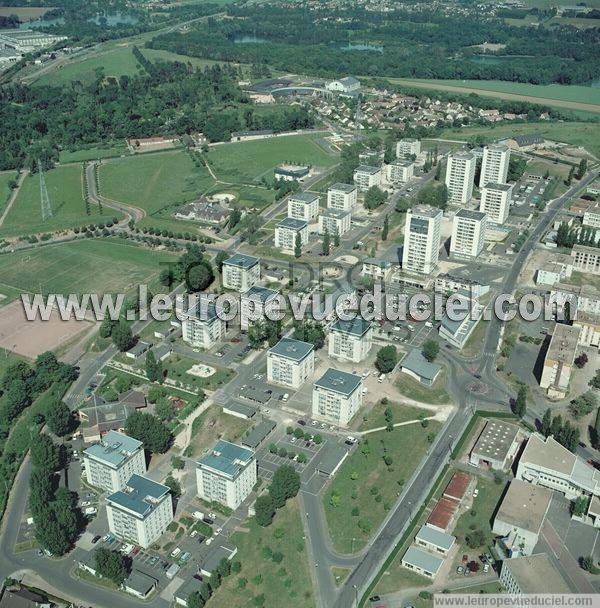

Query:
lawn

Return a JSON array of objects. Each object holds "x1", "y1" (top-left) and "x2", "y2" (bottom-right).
[
  {"x1": 0, "y1": 165, "x2": 115, "y2": 238},
  {"x1": 395, "y1": 370, "x2": 451, "y2": 405},
  {"x1": 438, "y1": 121, "x2": 600, "y2": 158},
  {"x1": 358, "y1": 400, "x2": 432, "y2": 431},
  {"x1": 208, "y1": 498, "x2": 314, "y2": 608},
  {"x1": 206, "y1": 133, "x2": 339, "y2": 184},
  {"x1": 141, "y1": 48, "x2": 225, "y2": 68},
  {"x1": 59, "y1": 142, "x2": 129, "y2": 164},
  {"x1": 324, "y1": 422, "x2": 441, "y2": 554},
  {"x1": 0, "y1": 172, "x2": 17, "y2": 214},
  {"x1": 0, "y1": 238, "x2": 177, "y2": 297},
  {"x1": 98, "y1": 150, "x2": 214, "y2": 215}
]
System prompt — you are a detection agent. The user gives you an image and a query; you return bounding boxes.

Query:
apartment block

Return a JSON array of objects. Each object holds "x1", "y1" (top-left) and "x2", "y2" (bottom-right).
[
  {"x1": 450, "y1": 209, "x2": 487, "y2": 259},
  {"x1": 312, "y1": 368, "x2": 363, "y2": 427},
  {"x1": 571, "y1": 244, "x2": 600, "y2": 274},
  {"x1": 480, "y1": 183, "x2": 512, "y2": 225},
  {"x1": 287, "y1": 192, "x2": 320, "y2": 221},
  {"x1": 274, "y1": 217, "x2": 309, "y2": 253},
  {"x1": 402, "y1": 205, "x2": 442, "y2": 275},
  {"x1": 318, "y1": 208, "x2": 351, "y2": 237},
  {"x1": 327, "y1": 183, "x2": 357, "y2": 212},
  {"x1": 583, "y1": 204, "x2": 600, "y2": 229},
  {"x1": 539, "y1": 323, "x2": 581, "y2": 398},
  {"x1": 181, "y1": 298, "x2": 225, "y2": 349},
  {"x1": 396, "y1": 138, "x2": 421, "y2": 158},
  {"x1": 445, "y1": 152, "x2": 476, "y2": 205},
  {"x1": 479, "y1": 144, "x2": 510, "y2": 188},
  {"x1": 328, "y1": 317, "x2": 373, "y2": 363},
  {"x1": 106, "y1": 474, "x2": 173, "y2": 548},
  {"x1": 196, "y1": 440, "x2": 257, "y2": 510},
  {"x1": 222, "y1": 253, "x2": 260, "y2": 292},
  {"x1": 267, "y1": 337, "x2": 315, "y2": 389},
  {"x1": 387, "y1": 160, "x2": 414, "y2": 184},
  {"x1": 353, "y1": 165, "x2": 382, "y2": 191},
  {"x1": 83, "y1": 430, "x2": 146, "y2": 493},
  {"x1": 362, "y1": 257, "x2": 393, "y2": 282},
  {"x1": 240, "y1": 286, "x2": 280, "y2": 329}
]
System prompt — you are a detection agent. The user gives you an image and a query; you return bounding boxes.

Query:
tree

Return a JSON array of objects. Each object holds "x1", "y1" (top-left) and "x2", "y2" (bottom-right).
[
  {"x1": 30, "y1": 434, "x2": 61, "y2": 472},
  {"x1": 294, "y1": 232, "x2": 302, "y2": 259},
  {"x1": 541, "y1": 408, "x2": 552, "y2": 437},
  {"x1": 589, "y1": 369, "x2": 600, "y2": 389},
  {"x1": 571, "y1": 495, "x2": 589, "y2": 517},
  {"x1": 569, "y1": 391, "x2": 597, "y2": 419},
  {"x1": 292, "y1": 320, "x2": 325, "y2": 349},
  {"x1": 145, "y1": 350, "x2": 163, "y2": 383},
  {"x1": 187, "y1": 263, "x2": 214, "y2": 292},
  {"x1": 576, "y1": 158, "x2": 587, "y2": 180},
  {"x1": 422, "y1": 340, "x2": 439, "y2": 362},
  {"x1": 255, "y1": 494, "x2": 275, "y2": 527},
  {"x1": 566, "y1": 165, "x2": 575, "y2": 186},
  {"x1": 164, "y1": 474, "x2": 181, "y2": 497},
  {"x1": 381, "y1": 214, "x2": 389, "y2": 241},
  {"x1": 575, "y1": 353, "x2": 588, "y2": 368},
  {"x1": 215, "y1": 251, "x2": 228, "y2": 273},
  {"x1": 465, "y1": 528, "x2": 486, "y2": 549},
  {"x1": 155, "y1": 399, "x2": 175, "y2": 421},
  {"x1": 111, "y1": 320, "x2": 135, "y2": 352},
  {"x1": 364, "y1": 186, "x2": 387, "y2": 210},
  {"x1": 333, "y1": 229, "x2": 340, "y2": 248},
  {"x1": 375, "y1": 345, "x2": 398, "y2": 374},
  {"x1": 187, "y1": 592, "x2": 206, "y2": 608},
  {"x1": 99, "y1": 317, "x2": 116, "y2": 339},
  {"x1": 592, "y1": 407, "x2": 600, "y2": 450},
  {"x1": 269, "y1": 465, "x2": 301, "y2": 509},
  {"x1": 125, "y1": 411, "x2": 172, "y2": 453},
  {"x1": 46, "y1": 400, "x2": 73, "y2": 437},
  {"x1": 94, "y1": 547, "x2": 129, "y2": 585},
  {"x1": 322, "y1": 228, "x2": 330, "y2": 256},
  {"x1": 513, "y1": 385, "x2": 527, "y2": 418}
]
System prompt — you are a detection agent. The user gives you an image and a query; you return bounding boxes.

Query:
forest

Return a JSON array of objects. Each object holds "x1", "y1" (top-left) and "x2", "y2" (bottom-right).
[
  {"x1": 0, "y1": 55, "x2": 313, "y2": 171},
  {"x1": 147, "y1": 5, "x2": 600, "y2": 85}
]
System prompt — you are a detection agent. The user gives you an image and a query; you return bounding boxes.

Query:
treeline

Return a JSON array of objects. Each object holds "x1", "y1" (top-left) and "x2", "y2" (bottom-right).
[
  {"x1": 556, "y1": 221, "x2": 599, "y2": 249},
  {"x1": 146, "y1": 4, "x2": 600, "y2": 85}
]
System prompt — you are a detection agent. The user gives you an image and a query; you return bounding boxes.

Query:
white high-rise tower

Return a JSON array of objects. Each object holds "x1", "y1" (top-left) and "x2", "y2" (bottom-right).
[
  {"x1": 480, "y1": 144, "x2": 510, "y2": 188},
  {"x1": 402, "y1": 205, "x2": 442, "y2": 275},
  {"x1": 445, "y1": 152, "x2": 476, "y2": 205}
]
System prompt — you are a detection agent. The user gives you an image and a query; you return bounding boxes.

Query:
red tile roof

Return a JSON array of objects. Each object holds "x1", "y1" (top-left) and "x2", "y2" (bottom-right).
[
  {"x1": 427, "y1": 497, "x2": 458, "y2": 532},
  {"x1": 444, "y1": 471, "x2": 471, "y2": 502}
]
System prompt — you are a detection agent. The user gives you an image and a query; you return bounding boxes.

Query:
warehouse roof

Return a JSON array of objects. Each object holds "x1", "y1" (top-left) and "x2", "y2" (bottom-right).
[
  {"x1": 495, "y1": 480, "x2": 552, "y2": 534},
  {"x1": 471, "y1": 419, "x2": 520, "y2": 464},
  {"x1": 502, "y1": 554, "x2": 571, "y2": 593}
]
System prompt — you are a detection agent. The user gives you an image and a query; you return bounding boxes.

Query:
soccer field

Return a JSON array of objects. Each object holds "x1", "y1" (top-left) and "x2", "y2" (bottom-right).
[
  {"x1": 0, "y1": 165, "x2": 117, "y2": 238},
  {"x1": 0, "y1": 239, "x2": 177, "y2": 297},
  {"x1": 206, "y1": 133, "x2": 339, "y2": 184}
]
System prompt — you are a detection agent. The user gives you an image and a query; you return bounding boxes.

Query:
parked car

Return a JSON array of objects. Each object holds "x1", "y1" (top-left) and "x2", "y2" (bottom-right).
[
  {"x1": 456, "y1": 566, "x2": 464, "y2": 574},
  {"x1": 483, "y1": 564, "x2": 490, "y2": 573},
  {"x1": 170, "y1": 547, "x2": 181, "y2": 558},
  {"x1": 91, "y1": 535, "x2": 101, "y2": 544}
]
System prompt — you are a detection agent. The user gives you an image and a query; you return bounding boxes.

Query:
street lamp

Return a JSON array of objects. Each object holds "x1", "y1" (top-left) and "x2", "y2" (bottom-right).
[{"x1": 353, "y1": 584, "x2": 358, "y2": 608}]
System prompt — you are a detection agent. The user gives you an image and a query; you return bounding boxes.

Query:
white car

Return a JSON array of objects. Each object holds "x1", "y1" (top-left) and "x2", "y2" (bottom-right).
[
  {"x1": 473, "y1": 488, "x2": 479, "y2": 498},
  {"x1": 208, "y1": 512, "x2": 217, "y2": 520},
  {"x1": 205, "y1": 538, "x2": 213, "y2": 546}
]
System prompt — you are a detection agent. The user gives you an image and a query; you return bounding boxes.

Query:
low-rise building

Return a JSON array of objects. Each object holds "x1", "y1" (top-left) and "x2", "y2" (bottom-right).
[
  {"x1": 83, "y1": 430, "x2": 146, "y2": 493},
  {"x1": 549, "y1": 283, "x2": 600, "y2": 318},
  {"x1": 328, "y1": 317, "x2": 373, "y2": 363},
  {"x1": 362, "y1": 258, "x2": 393, "y2": 282},
  {"x1": 401, "y1": 545, "x2": 444, "y2": 579},
  {"x1": 181, "y1": 299, "x2": 225, "y2": 349},
  {"x1": 536, "y1": 257, "x2": 573, "y2": 286},
  {"x1": 196, "y1": 440, "x2": 257, "y2": 510},
  {"x1": 267, "y1": 337, "x2": 315, "y2": 389},
  {"x1": 539, "y1": 323, "x2": 581, "y2": 398},
  {"x1": 326, "y1": 76, "x2": 360, "y2": 95},
  {"x1": 400, "y1": 348, "x2": 442, "y2": 386},
  {"x1": 312, "y1": 368, "x2": 363, "y2": 427},
  {"x1": 274, "y1": 217, "x2": 309, "y2": 253},
  {"x1": 396, "y1": 138, "x2": 421, "y2": 158},
  {"x1": 450, "y1": 209, "x2": 487, "y2": 259},
  {"x1": 434, "y1": 274, "x2": 489, "y2": 299},
  {"x1": 274, "y1": 164, "x2": 309, "y2": 181},
  {"x1": 492, "y1": 480, "x2": 552, "y2": 557},
  {"x1": 516, "y1": 434, "x2": 600, "y2": 500},
  {"x1": 287, "y1": 192, "x2": 320, "y2": 221},
  {"x1": 469, "y1": 419, "x2": 521, "y2": 471},
  {"x1": 222, "y1": 253, "x2": 260, "y2": 292},
  {"x1": 573, "y1": 310, "x2": 600, "y2": 347},
  {"x1": 387, "y1": 160, "x2": 414, "y2": 184},
  {"x1": 319, "y1": 208, "x2": 351, "y2": 237},
  {"x1": 106, "y1": 474, "x2": 173, "y2": 549},
  {"x1": 123, "y1": 570, "x2": 158, "y2": 599},
  {"x1": 414, "y1": 524, "x2": 456, "y2": 556},
  {"x1": 480, "y1": 183, "x2": 512, "y2": 225},
  {"x1": 439, "y1": 293, "x2": 484, "y2": 349},
  {"x1": 500, "y1": 554, "x2": 571, "y2": 594},
  {"x1": 327, "y1": 183, "x2": 357, "y2": 212},
  {"x1": 583, "y1": 204, "x2": 600, "y2": 229},
  {"x1": 571, "y1": 244, "x2": 600, "y2": 275},
  {"x1": 353, "y1": 165, "x2": 382, "y2": 191}
]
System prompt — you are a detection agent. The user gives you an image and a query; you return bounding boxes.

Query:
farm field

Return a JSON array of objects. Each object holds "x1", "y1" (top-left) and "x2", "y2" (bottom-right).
[
  {"x1": 206, "y1": 133, "x2": 339, "y2": 184},
  {"x1": 437, "y1": 121, "x2": 600, "y2": 158},
  {"x1": 0, "y1": 239, "x2": 177, "y2": 297},
  {"x1": 0, "y1": 164, "x2": 116, "y2": 238},
  {"x1": 385, "y1": 78, "x2": 600, "y2": 114},
  {"x1": 0, "y1": 7, "x2": 53, "y2": 18},
  {"x1": 208, "y1": 498, "x2": 314, "y2": 608},
  {"x1": 323, "y1": 422, "x2": 441, "y2": 554},
  {"x1": 547, "y1": 16, "x2": 600, "y2": 28},
  {"x1": 59, "y1": 142, "x2": 129, "y2": 164}
]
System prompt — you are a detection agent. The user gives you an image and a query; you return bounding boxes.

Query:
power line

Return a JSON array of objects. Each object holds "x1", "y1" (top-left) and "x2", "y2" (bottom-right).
[{"x1": 38, "y1": 160, "x2": 53, "y2": 221}]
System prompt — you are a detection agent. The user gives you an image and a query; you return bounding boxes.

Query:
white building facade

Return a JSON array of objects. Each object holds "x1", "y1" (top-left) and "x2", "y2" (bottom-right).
[
  {"x1": 402, "y1": 205, "x2": 442, "y2": 275},
  {"x1": 267, "y1": 337, "x2": 315, "y2": 389},
  {"x1": 222, "y1": 253, "x2": 260, "y2": 292},
  {"x1": 181, "y1": 299, "x2": 226, "y2": 349},
  {"x1": 450, "y1": 209, "x2": 487, "y2": 259},
  {"x1": 387, "y1": 160, "x2": 414, "y2": 184},
  {"x1": 480, "y1": 183, "x2": 512, "y2": 225},
  {"x1": 318, "y1": 208, "x2": 351, "y2": 237},
  {"x1": 312, "y1": 368, "x2": 363, "y2": 427},
  {"x1": 396, "y1": 138, "x2": 421, "y2": 158},
  {"x1": 445, "y1": 152, "x2": 476, "y2": 205},
  {"x1": 479, "y1": 144, "x2": 510, "y2": 188},
  {"x1": 274, "y1": 217, "x2": 309, "y2": 253},
  {"x1": 353, "y1": 165, "x2": 382, "y2": 191},
  {"x1": 328, "y1": 317, "x2": 373, "y2": 363},
  {"x1": 327, "y1": 183, "x2": 357, "y2": 212},
  {"x1": 287, "y1": 192, "x2": 320, "y2": 221}
]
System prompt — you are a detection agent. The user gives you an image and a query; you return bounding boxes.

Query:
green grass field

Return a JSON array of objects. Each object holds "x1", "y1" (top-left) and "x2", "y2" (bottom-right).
[
  {"x1": 206, "y1": 133, "x2": 339, "y2": 184},
  {"x1": 208, "y1": 498, "x2": 314, "y2": 608},
  {"x1": 141, "y1": 48, "x2": 224, "y2": 68},
  {"x1": 324, "y1": 422, "x2": 441, "y2": 554},
  {"x1": 0, "y1": 165, "x2": 117, "y2": 238},
  {"x1": 438, "y1": 121, "x2": 600, "y2": 158},
  {"x1": 59, "y1": 142, "x2": 129, "y2": 164},
  {"x1": 98, "y1": 150, "x2": 213, "y2": 215},
  {"x1": 358, "y1": 401, "x2": 432, "y2": 431},
  {"x1": 0, "y1": 239, "x2": 177, "y2": 296},
  {"x1": 0, "y1": 172, "x2": 17, "y2": 214}
]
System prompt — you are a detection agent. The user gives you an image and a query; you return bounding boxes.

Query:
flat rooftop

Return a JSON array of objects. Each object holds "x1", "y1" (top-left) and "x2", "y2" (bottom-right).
[
  {"x1": 329, "y1": 182, "x2": 356, "y2": 193},
  {"x1": 415, "y1": 524, "x2": 455, "y2": 551},
  {"x1": 83, "y1": 430, "x2": 143, "y2": 468},
  {"x1": 322, "y1": 208, "x2": 350, "y2": 219},
  {"x1": 495, "y1": 479, "x2": 552, "y2": 533},
  {"x1": 401, "y1": 348, "x2": 442, "y2": 382},
  {"x1": 471, "y1": 419, "x2": 520, "y2": 464},
  {"x1": 314, "y1": 368, "x2": 362, "y2": 396},
  {"x1": 450, "y1": 151, "x2": 475, "y2": 161},
  {"x1": 289, "y1": 191, "x2": 319, "y2": 203},
  {"x1": 242, "y1": 285, "x2": 279, "y2": 303},
  {"x1": 546, "y1": 323, "x2": 581, "y2": 363},
  {"x1": 198, "y1": 440, "x2": 255, "y2": 478},
  {"x1": 520, "y1": 434, "x2": 576, "y2": 477},
  {"x1": 278, "y1": 217, "x2": 308, "y2": 231},
  {"x1": 107, "y1": 474, "x2": 170, "y2": 517},
  {"x1": 354, "y1": 165, "x2": 381, "y2": 175},
  {"x1": 455, "y1": 208, "x2": 486, "y2": 221},
  {"x1": 410, "y1": 204, "x2": 442, "y2": 218},
  {"x1": 268, "y1": 337, "x2": 314, "y2": 362},
  {"x1": 503, "y1": 554, "x2": 571, "y2": 593},
  {"x1": 223, "y1": 253, "x2": 259, "y2": 269},
  {"x1": 331, "y1": 316, "x2": 372, "y2": 337},
  {"x1": 402, "y1": 545, "x2": 444, "y2": 575},
  {"x1": 241, "y1": 419, "x2": 276, "y2": 449},
  {"x1": 443, "y1": 471, "x2": 471, "y2": 502},
  {"x1": 483, "y1": 182, "x2": 513, "y2": 192}
]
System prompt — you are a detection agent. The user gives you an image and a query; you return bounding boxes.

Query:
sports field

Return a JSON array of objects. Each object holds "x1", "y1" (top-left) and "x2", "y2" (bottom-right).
[
  {"x1": 0, "y1": 165, "x2": 117, "y2": 238},
  {"x1": 386, "y1": 78, "x2": 600, "y2": 114},
  {"x1": 98, "y1": 150, "x2": 214, "y2": 215},
  {"x1": 206, "y1": 133, "x2": 339, "y2": 183},
  {"x1": 436, "y1": 121, "x2": 600, "y2": 158},
  {"x1": 0, "y1": 239, "x2": 177, "y2": 297}
]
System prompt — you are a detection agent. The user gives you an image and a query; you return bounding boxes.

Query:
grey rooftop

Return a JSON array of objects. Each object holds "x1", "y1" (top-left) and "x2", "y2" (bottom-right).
[{"x1": 314, "y1": 368, "x2": 361, "y2": 396}]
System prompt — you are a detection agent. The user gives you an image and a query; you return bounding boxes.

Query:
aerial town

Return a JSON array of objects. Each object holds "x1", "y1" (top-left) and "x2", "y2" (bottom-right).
[{"x1": 0, "y1": 1, "x2": 599, "y2": 608}]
